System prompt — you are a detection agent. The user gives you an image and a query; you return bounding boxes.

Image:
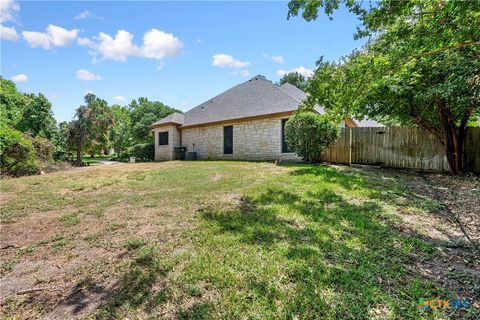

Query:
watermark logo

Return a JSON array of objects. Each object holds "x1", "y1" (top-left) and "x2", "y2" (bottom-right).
[{"x1": 418, "y1": 298, "x2": 471, "y2": 310}]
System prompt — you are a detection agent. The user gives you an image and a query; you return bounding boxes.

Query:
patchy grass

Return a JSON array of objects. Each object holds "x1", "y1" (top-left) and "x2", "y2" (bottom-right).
[{"x1": 0, "y1": 161, "x2": 478, "y2": 319}]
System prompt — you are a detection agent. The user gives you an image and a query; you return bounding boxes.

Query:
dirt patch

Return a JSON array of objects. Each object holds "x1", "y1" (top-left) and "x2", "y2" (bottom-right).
[{"x1": 361, "y1": 167, "x2": 480, "y2": 307}]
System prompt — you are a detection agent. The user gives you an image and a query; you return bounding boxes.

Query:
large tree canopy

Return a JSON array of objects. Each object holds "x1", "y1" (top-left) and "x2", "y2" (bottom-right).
[
  {"x1": 16, "y1": 93, "x2": 57, "y2": 139},
  {"x1": 129, "y1": 98, "x2": 181, "y2": 143},
  {"x1": 68, "y1": 94, "x2": 113, "y2": 163},
  {"x1": 288, "y1": 0, "x2": 480, "y2": 173}
]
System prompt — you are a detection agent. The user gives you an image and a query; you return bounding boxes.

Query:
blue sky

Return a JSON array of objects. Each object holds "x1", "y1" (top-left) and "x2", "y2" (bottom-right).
[{"x1": 1, "y1": 1, "x2": 366, "y2": 122}]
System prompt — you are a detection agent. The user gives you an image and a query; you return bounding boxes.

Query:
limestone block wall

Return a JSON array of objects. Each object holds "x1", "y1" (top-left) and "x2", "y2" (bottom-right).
[
  {"x1": 181, "y1": 115, "x2": 300, "y2": 161},
  {"x1": 153, "y1": 125, "x2": 181, "y2": 161}
]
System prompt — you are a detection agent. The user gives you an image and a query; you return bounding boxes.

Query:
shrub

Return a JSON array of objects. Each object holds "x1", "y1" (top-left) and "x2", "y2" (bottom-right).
[
  {"x1": 284, "y1": 112, "x2": 340, "y2": 162},
  {"x1": 31, "y1": 136, "x2": 54, "y2": 163},
  {"x1": 119, "y1": 150, "x2": 131, "y2": 160},
  {"x1": 0, "y1": 126, "x2": 39, "y2": 176},
  {"x1": 131, "y1": 143, "x2": 154, "y2": 161}
]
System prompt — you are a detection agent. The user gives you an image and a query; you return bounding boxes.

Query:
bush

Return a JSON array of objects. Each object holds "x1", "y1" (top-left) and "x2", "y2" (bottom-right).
[
  {"x1": 131, "y1": 143, "x2": 154, "y2": 161},
  {"x1": 284, "y1": 112, "x2": 340, "y2": 162},
  {"x1": 119, "y1": 150, "x2": 131, "y2": 160},
  {"x1": 31, "y1": 136, "x2": 54, "y2": 163},
  {"x1": 0, "y1": 127, "x2": 39, "y2": 176}
]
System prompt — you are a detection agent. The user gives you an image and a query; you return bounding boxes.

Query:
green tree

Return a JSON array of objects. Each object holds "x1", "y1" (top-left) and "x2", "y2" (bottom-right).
[
  {"x1": 0, "y1": 78, "x2": 29, "y2": 127},
  {"x1": 129, "y1": 98, "x2": 180, "y2": 143},
  {"x1": 68, "y1": 94, "x2": 113, "y2": 163},
  {"x1": 83, "y1": 93, "x2": 113, "y2": 156},
  {"x1": 0, "y1": 126, "x2": 39, "y2": 176},
  {"x1": 278, "y1": 72, "x2": 308, "y2": 91},
  {"x1": 110, "y1": 104, "x2": 132, "y2": 158},
  {"x1": 288, "y1": 0, "x2": 480, "y2": 173},
  {"x1": 16, "y1": 93, "x2": 57, "y2": 139},
  {"x1": 67, "y1": 106, "x2": 90, "y2": 164},
  {"x1": 284, "y1": 112, "x2": 340, "y2": 162}
]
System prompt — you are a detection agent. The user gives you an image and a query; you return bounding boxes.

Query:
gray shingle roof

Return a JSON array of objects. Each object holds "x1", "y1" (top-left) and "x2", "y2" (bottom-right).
[
  {"x1": 151, "y1": 112, "x2": 184, "y2": 127},
  {"x1": 181, "y1": 75, "x2": 302, "y2": 127},
  {"x1": 279, "y1": 83, "x2": 325, "y2": 114},
  {"x1": 352, "y1": 117, "x2": 385, "y2": 127},
  {"x1": 151, "y1": 76, "x2": 338, "y2": 128}
]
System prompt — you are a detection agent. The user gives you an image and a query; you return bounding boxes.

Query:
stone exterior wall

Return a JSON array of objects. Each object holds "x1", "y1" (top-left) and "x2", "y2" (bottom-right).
[
  {"x1": 181, "y1": 115, "x2": 300, "y2": 161},
  {"x1": 153, "y1": 124, "x2": 181, "y2": 161}
]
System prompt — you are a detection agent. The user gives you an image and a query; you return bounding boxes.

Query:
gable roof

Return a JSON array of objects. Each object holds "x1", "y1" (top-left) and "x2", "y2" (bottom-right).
[
  {"x1": 150, "y1": 75, "x2": 364, "y2": 129},
  {"x1": 181, "y1": 75, "x2": 302, "y2": 127},
  {"x1": 151, "y1": 112, "x2": 184, "y2": 127}
]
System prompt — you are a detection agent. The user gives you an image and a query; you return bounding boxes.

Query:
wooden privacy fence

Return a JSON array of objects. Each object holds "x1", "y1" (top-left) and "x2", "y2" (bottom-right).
[{"x1": 322, "y1": 127, "x2": 480, "y2": 173}]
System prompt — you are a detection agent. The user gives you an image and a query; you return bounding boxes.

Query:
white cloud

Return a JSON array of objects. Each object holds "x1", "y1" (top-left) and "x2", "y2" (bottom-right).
[
  {"x1": 240, "y1": 70, "x2": 250, "y2": 77},
  {"x1": 212, "y1": 53, "x2": 250, "y2": 69},
  {"x1": 47, "y1": 24, "x2": 79, "y2": 46},
  {"x1": 11, "y1": 73, "x2": 28, "y2": 82},
  {"x1": 74, "y1": 10, "x2": 94, "y2": 20},
  {"x1": 142, "y1": 29, "x2": 183, "y2": 60},
  {"x1": 22, "y1": 31, "x2": 50, "y2": 49},
  {"x1": 77, "y1": 37, "x2": 96, "y2": 48},
  {"x1": 80, "y1": 28, "x2": 183, "y2": 62},
  {"x1": 75, "y1": 69, "x2": 102, "y2": 81},
  {"x1": 0, "y1": 24, "x2": 18, "y2": 40},
  {"x1": 271, "y1": 55, "x2": 284, "y2": 64},
  {"x1": 263, "y1": 53, "x2": 285, "y2": 64},
  {"x1": 97, "y1": 30, "x2": 139, "y2": 61},
  {"x1": 113, "y1": 96, "x2": 126, "y2": 103},
  {"x1": 22, "y1": 24, "x2": 79, "y2": 49},
  {"x1": 276, "y1": 66, "x2": 314, "y2": 78},
  {"x1": 0, "y1": 0, "x2": 19, "y2": 23}
]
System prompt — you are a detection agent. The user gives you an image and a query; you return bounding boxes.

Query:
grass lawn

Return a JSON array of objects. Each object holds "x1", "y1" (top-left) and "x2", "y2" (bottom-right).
[{"x1": 0, "y1": 161, "x2": 478, "y2": 319}]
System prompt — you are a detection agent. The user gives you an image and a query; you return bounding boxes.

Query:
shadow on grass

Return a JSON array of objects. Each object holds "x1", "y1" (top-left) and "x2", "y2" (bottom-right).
[
  {"x1": 59, "y1": 244, "x2": 172, "y2": 319},
  {"x1": 196, "y1": 164, "x2": 457, "y2": 319}
]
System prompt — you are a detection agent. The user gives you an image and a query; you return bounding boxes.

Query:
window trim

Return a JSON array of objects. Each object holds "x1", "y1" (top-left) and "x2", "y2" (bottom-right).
[
  {"x1": 158, "y1": 131, "x2": 169, "y2": 146},
  {"x1": 223, "y1": 125, "x2": 233, "y2": 155},
  {"x1": 281, "y1": 118, "x2": 290, "y2": 153}
]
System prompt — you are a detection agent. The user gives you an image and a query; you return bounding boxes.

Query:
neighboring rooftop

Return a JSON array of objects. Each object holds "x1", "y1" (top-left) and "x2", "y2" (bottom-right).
[{"x1": 353, "y1": 117, "x2": 385, "y2": 127}]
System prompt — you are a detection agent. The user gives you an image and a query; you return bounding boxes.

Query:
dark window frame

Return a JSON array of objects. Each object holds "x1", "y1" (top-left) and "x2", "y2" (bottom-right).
[
  {"x1": 158, "y1": 131, "x2": 169, "y2": 146},
  {"x1": 223, "y1": 125, "x2": 233, "y2": 155},
  {"x1": 281, "y1": 118, "x2": 290, "y2": 153}
]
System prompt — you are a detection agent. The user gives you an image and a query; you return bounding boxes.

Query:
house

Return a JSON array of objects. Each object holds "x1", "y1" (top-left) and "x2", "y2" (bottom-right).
[{"x1": 150, "y1": 75, "x2": 375, "y2": 161}]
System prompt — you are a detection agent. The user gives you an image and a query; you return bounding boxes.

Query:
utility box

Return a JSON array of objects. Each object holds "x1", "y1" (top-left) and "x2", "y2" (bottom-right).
[
  {"x1": 185, "y1": 152, "x2": 197, "y2": 160},
  {"x1": 129, "y1": 157, "x2": 136, "y2": 163},
  {"x1": 174, "y1": 146, "x2": 187, "y2": 160}
]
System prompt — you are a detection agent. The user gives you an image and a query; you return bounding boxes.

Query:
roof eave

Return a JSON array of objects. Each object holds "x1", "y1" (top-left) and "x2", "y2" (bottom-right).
[
  {"x1": 150, "y1": 122, "x2": 183, "y2": 129},
  {"x1": 180, "y1": 110, "x2": 295, "y2": 129}
]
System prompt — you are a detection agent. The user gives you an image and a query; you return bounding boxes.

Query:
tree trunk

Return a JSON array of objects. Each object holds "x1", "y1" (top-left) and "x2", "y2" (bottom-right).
[
  {"x1": 76, "y1": 143, "x2": 82, "y2": 165},
  {"x1": 438, "y1": 102, "x2": 466, "y2": 174}
]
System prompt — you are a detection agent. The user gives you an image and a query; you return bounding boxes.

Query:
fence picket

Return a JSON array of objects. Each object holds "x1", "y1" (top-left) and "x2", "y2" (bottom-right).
[{"x1": 321, "y1": 127, "x2": 479, "y2": 173}]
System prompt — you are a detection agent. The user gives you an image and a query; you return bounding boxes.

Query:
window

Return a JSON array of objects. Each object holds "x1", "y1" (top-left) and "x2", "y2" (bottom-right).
[
  {"x1": 158, "y1": 131, "x2": 169, "y2": 146},
  {"x1": 224, "y1": 126, "x2": 233, "y2": 154},
  {"x1": 281, "y1": 118, "x2": 290, "y2": 153}
]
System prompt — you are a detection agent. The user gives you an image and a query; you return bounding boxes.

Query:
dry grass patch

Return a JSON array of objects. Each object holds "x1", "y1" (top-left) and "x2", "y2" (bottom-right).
[{"x1": 0, "y1": 161, "x2": 478, "y2": 319}]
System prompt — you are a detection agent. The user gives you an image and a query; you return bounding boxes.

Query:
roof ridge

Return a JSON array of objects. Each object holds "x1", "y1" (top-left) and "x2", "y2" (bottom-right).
[
  {"x1": 273, "y1": 83, "x2": 304, "y2": 104},
  {"x1": 185, "y1": 75, "x2": 271, "y2": 116}
]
